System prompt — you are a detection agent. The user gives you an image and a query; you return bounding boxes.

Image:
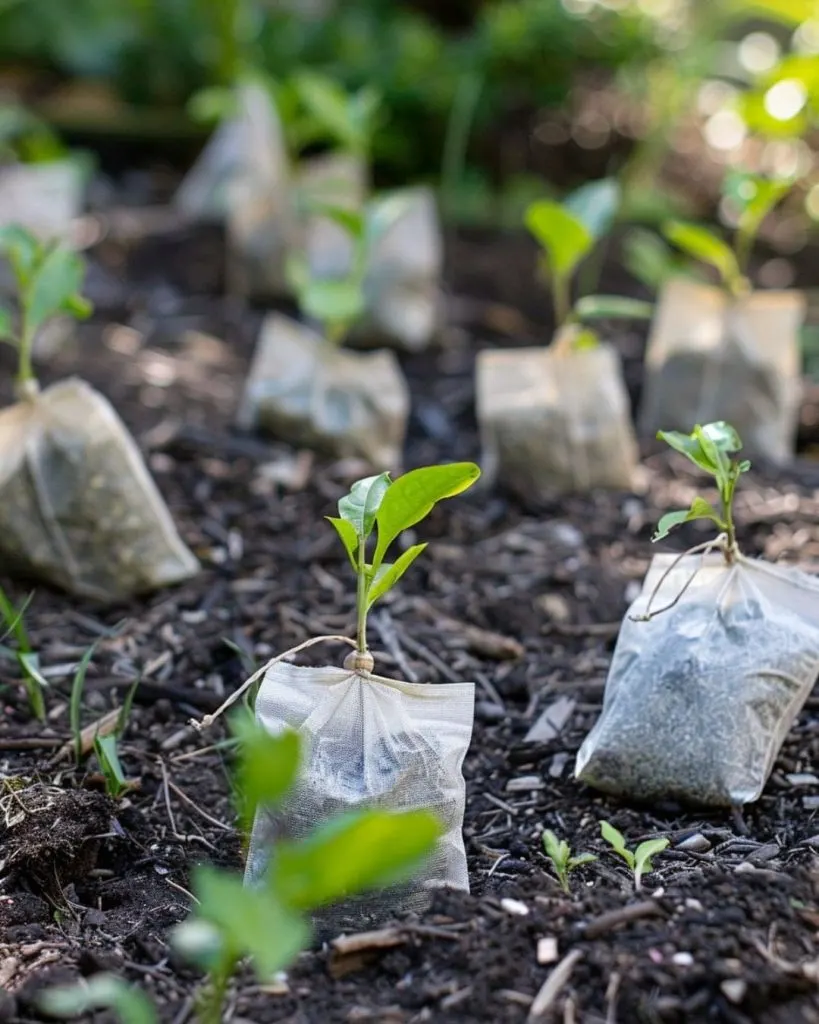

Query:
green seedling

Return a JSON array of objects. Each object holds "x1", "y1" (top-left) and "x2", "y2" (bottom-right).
[
  {"x1": 171, "y1": 714, "x2": 441, "y2": 1024},
  {"x1": 541, "y1": 829, "x2": 597, "y2": 893},
  {"x1": 39, "y1": 974, "x2": 156, "y2": 1024},
  {"x1": 663, "y1": 170, "x2": 794, "y2": 294},
  {"x1": 652, "y1": 421, "x2": 750, "y2": 559},
  {"x1": 0, "y1": 584, "x2": 46, "y2": 721},
  {"x1": 327, "y1": 462, "x2": 481, "y2": 661},
  {"x1": 0, "y1": 225, "x2": 92, "y2": 396},
  {"x1": 600, "y1": 821, "x2": 669, "y2": 890},
  {"x1": 524, "y1": 180, "x2": 652, "y2": 350},
  {"x1": 290, "y1": 71, "x2": 381, "y2": 161}
]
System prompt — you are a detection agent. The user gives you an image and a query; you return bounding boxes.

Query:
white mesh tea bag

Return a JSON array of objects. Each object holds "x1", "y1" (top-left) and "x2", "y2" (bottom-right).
[
  {"x1": 575, "y1": 552, "x2": 819, "y2": 807},
  {"x1": 236, "y1": 313, "x2": 409, "y2": 471},
  {"x1": 245, "y1": 660, "x2": 474, "y2": 935},
  {"x1": 0, "y1": 378, "x2": 199, "y2": 601},
  {"x1": 477, "y1": 334, "x2": 637, "y2": 498},
  {"x1": 639, "y1": 278, "x2": 804, "y2": 464}
]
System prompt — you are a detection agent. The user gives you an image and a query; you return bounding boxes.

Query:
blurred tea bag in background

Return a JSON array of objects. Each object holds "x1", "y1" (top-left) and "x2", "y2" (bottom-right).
[
  {"x1": 477, "y1": 328, "x2": 637, "y2": 498},
  {"x1": 299, "y1": 150, "x2": 367, "y2": 282},
  {"x1": 640, "y1": 278, "x2": 804, "y2": 464},
  {"x1": 0, "y1": 378, "x2": 199, "y2": 601},
  {"x1": 237, "y1": 313, "x2": 409, "y2": 471}
]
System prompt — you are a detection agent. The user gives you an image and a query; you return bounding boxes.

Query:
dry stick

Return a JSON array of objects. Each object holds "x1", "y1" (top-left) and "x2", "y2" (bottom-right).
[
  {"x1": 165, "y1": 778, "x2": 232, "y2": 832},
  {"x1": 190, "y1": 634, "x2": 356, "y2": 730},
  {"x1": 629, "y1": 535, "x2": 728, "y2": 623},
  {"x1": 527, "y1": 949, "x2": 584, "y2": 1021},
  {"x1": 159, "y1": 760, "x2": 182, "y2": 839}
]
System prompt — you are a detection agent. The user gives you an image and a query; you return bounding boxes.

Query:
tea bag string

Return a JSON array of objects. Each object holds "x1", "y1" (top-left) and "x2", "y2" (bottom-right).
[
  {"x1": 630, "y1": 533, "x2": 730, "y2": 623},
  {"x1": 190, "y1": 634, "x2": 356, "y2": 731}
]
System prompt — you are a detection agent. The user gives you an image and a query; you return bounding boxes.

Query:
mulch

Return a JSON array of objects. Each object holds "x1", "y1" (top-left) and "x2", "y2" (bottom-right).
[{"x1": 0, "y1": 215, "x2": 817, "y2": 1024}]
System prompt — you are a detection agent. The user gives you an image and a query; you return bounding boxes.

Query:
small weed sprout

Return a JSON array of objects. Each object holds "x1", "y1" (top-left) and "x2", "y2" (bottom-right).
[
  {"x1": 172, "y1": 714, "x2": 441, "y2": 1024},
  {"x1": 600, "y1": 821, "x2": 669, "y2": 890},
  {"x1": 652, "y1": 421, "x2": 750, "y2": 560},
  {"x1": 0, "y1": 584, "x2": 46, "y2": 720},
  {"x1": 524, "y1": 181, "x2": 652, "y2": 350},
  {"x1": 327, "y1": 463, "x2": 480, "y2": 663},
  {"x1": 541, "y1": 829, "x2": 597, "y2": 893},
  {"x1": 663, "y1": 170, "x2": 794, "y2": 295},
  {"x1": 0, "y1": 225, "x2": 92, "y2": 397},
  {"x1": 290, "y1": 71, "x2": 381, "y2": 162}
]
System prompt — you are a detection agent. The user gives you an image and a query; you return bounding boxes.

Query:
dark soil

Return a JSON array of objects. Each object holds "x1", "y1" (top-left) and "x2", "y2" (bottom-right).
[{"x1": 1, "y1": 211, "x2": 819, "y2": 1024}]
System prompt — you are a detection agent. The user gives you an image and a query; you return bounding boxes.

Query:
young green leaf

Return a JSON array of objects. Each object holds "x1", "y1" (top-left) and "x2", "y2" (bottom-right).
[
  {"x1": 656, "y1": 428, "x2": 718, "y2": 474},
  {"x1": 563, "y1": 177, "x2": 621, "y2": 239},
  {"x1": 525, "y1": 200, "x2": 593, "y2": 279},
  {"x1": 653, "y1": 496, "x2": 722, "y2": 541},
  {"x1": 16, "y1": 651, "x2": 47, "y2": 721},
  {"x1": 366, "y1": 542, "x2": 427, "y2": 610},
  {"x1": 327, "y1": 516, "x2": 360, "y2": 570},
  {"x1": 26, "y1": 245, "x2": 89, "y2": 336},
  {"x1": 38, "y1": 974, "x2": 157, "y2": 1024},
  {"x1": 573, "y1": 295, "x2": 654, "y2": 322},
  {"x1": 338, "y1": 473, "x2": 392, "y2": 540},
  {"x1": 372, "y1": 462, "x2": 480, "y2": 570},
  {"x1": 94, "y1": 733, "x2": 128, "y2": 798},
  {"x1": 662, "y1": 221, "x2": 744, "y2": 293},
  {"x1": 0, "y1": 225, "x2": 39, "y2": 285},
  {"x1": 304, "y1": 201, "x2": 366, "y2": 241},
  {"x1": 272, "y1": 808, "x2": 441, "y2": 911},
  {"x1": 299, "y1": 279, "x2": 366, "y2": 333},
  {"x1": 231, "y1": 717, "x2": 301, "y2": 834},
  {"x1": 190, "y1": 865, "x2": 310, "y2": 979},
  {"x1": 600, "y1": 820, "x2": 634, "y2": 869},
  {"x1": 116, "y1": 676, "x2": 141, "y2": 736},
  {"x1": 633, "y1": 838, "x2": 669, "y2": 889}
]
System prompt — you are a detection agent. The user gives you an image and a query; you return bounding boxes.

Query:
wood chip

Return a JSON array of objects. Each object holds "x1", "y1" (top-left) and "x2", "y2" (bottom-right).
[
  {"x1": 329, "y1": 928, "x2": 405, "y2": 979},
  {"x1": 524, "y1": 697, "x2": 576, "y2": 744},
  {"x1": 720, "y1": 979, "x2": 747, "y2": 1004},
  {"x1": 51, "y1": 708, "x2": 120, "y2": 764},
  {"x1": 582, "y1": 901, "x2": 663, "y2": 939},
  {"x1": 501, "y1": 898, "x2": 530, "y2": 916},
  {"x1": 527, "y1": 949, "x2": 584, "y2": 1021},
  {"x1": 506, "y1": 775, "x2": 545, "y2": 793},
  {"x1": 537, "y1": 937, "x2": 559, "y2": 964}
]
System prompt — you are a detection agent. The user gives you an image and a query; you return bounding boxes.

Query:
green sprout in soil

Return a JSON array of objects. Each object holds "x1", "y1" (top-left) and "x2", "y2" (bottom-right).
[
  {"x1": 327, "y1": 462, "x2": 481, "y2": 665},
  {"x1": 653, "y1": 420, "x2": 750, "y2": 560},
  {"x1": 541, "y1": 829, "x2": 597, "y2": 893},
  {"x1": 600, "y1": 821, "x2": 669, "y2": 890},
  {"x1": 524, "y1": 180, "x2": 652, "y2": 351},
  {"x1": 0, "y1": 584, "x2": 46, "y2": 720},
  {"x1": 663, "y1": 170, "x2": 794, "y2": 296},
  {"x1": 0, "y1": 225, "x2": 92, "y2": 397}
]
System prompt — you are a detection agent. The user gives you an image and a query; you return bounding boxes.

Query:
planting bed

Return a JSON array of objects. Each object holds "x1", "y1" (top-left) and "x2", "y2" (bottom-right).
[{"x1": 0, "y1": 221, "x2": 818, "y2": 1024}]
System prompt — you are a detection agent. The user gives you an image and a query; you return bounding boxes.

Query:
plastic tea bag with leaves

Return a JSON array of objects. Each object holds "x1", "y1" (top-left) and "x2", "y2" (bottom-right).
[
  {"x1": 639, "y1": 172, "x2": 804, "y2": 464},
  {"x1": 245, "y1": 464, "x2": 479, "y2": 934},
  {"x1": 476, "y1": 179, "x2": 648, "y2": 498},
  {"x1": 576, "y1": 422, "x2": 819, "y2": 807},
  {"x1": 0, "y1": 226, "x2": 198, "y2": 601}
]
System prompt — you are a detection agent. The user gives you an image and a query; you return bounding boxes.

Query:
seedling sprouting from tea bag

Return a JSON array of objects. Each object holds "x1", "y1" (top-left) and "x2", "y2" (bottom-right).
[
  {"x1": 477, "y1": 180, "x2": 643, "y2": 497},
  {"x1": 576, "y1": 420, "x2": 819, "y2": 808},
  {"x1": 640, "y1": 172, "x2": 803, "y2": 463},
  {"x1": 0, "y1": 225, "x2": 91, "y2": 395},
  {"x1": 0, "y1": 225, "x2": 198, "y2": 600},
  {"x1": 327, "y1": 462, "x2": 481, "y2": 665}
]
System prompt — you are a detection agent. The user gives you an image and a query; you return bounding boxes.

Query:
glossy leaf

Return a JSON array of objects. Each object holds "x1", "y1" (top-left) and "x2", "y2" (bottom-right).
[
  {"x1": 327, "y1": 516, "x2": 360, "y2": 571},
  {"x1": 657, "y1": 427, "x2": 719, "y2": 474},
  {"x1": 574, "y1": 295, "x2": 654, "y2": 322},
  {"x1": 231, "y1": 717, "x2": 300, "y2": 834},
  {"x1": 366, "y1": 542, "x2": 427, "y2": 610},
  {"x1": 338, "y1": 473, "x2": 392, "y2": 540},
  {"x1": 192, "y1": 865, "x2": 310, "y2": 979},
  {"x1": 372, "y1": 462, "x2": 480, "y2": 570},
  {"x1": 38, "y1": 974, "x2": 157, "y2": 1024},
  {"x1": 662, "y1": 221, "x2": 742, "y2": 292},
  {"x1": 0, "y1": 224, "x2": 40, "y2": 284},
  {"x1": 94, "y1": 734, "x2": 128, "y2": 798},
  {"x1": 563, "y1": 177, "x2": 621, "y2": 239},
  {"x1": 633, "y1": 838, "x2": 669, "y2": 877},
  {"x1": 524, "y1": 200, "x2": 593, "y2": 280},
  {"x1": 273, "y1": 808, "x2": 441, "y2": 911},
  {"x1": 653, "y1": 497, "x2": 721, "y2": 542}
]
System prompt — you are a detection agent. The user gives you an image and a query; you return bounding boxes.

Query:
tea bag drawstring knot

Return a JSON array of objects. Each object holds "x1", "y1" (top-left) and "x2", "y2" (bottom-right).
[{"x1": 630, "y1": 533, "x2": 733, "y2": 624}]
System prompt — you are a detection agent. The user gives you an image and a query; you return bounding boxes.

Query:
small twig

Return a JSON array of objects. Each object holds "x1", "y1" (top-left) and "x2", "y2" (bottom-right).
[
  {"x1": 0, "y1": 737, "x2": 62, "y2": 751},
  {"x1": 371, "y1": 610, "x2": 419, "y2": 683},
  {"x1": 528, "y1": 949, "x2": 584, "y2": 1021},
  {"x1": 166, "y1": 779, "x2": 232, "y2": 832},
  {"x1": 582, "y1": 901, "x2": 663, "y2": 940},
  {"x1": 159, "y1": 760, "x2": 181, "y2": 839},
  {"x1": 395, "y1": 627, "x2": 461, "y2": 683}
]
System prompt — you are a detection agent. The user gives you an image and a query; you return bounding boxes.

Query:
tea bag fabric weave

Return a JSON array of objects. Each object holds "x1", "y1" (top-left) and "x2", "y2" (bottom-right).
[
  {"x1": 576, "y1": 552, "x2": 819, "y2": 806},
  {"x1": 245, "y1": 661, "x2": 474, "y2": 933},
  {"x1": 0, "y1": 378, "x2": 198, "y2": 601}
]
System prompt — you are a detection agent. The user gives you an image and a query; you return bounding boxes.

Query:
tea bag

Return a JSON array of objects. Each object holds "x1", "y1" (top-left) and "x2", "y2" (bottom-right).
[
  {"x1": 639, "y1": 278, "x2": 804, "y2": 464},
  {"x1": 476, "y1": 332, "x2": 637, "y2": 498},
  {"x1": 245, "y1": 661, "x2": 474, "y2": 936},
  {"x1": 0, "y1": 378, "x2": 199, "y2": 601},
  {"x1": 0, "y1": 160, "x2": 84, "y2": 239},
  {"x1": 298, "y1": 151, "x2": 367, "y2": 282},
  {"x1": 359, "y1": 187, "x2": 443, "y2": 352},
  {"x1": 575, "y1": 552, "x2": 819, "y2": 807},
  {"x1": 174, "y1": 116, "x2": 246, "y2": 222},
  {"x1": 236, "y1": 313, "x2": 409, "y2": 471},
  {"x1": 225, "y1": 81, "x2": 294, "y2": 300}
]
